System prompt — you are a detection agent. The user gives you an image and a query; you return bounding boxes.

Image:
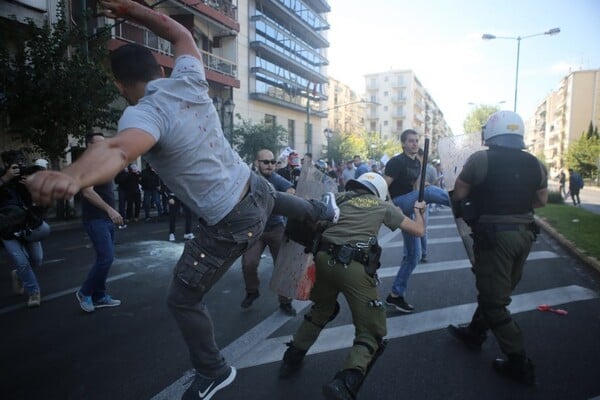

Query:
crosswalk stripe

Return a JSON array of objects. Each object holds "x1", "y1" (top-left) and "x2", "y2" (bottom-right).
[
  {"x1": 378, "y1": 250, "x2": 558, "y2": 278},
  {"x1": 231, "y1": 285, "x2": 598, "y2": 369},
  {"x1": 386, "y1": 237, "x2": 463, "y2": 247}
]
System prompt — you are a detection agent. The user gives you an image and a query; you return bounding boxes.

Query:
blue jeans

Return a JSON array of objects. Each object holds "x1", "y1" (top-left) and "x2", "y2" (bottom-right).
[
  {"x1": 2, "y1": 238, "x2": 43, "y2": 295},
  {"x1": 420, "y1": 206, "x2": 430, "y2": 257},
  {"x1": 143, "y1": 189, "x2": 163, "y2": 218},
  {"x1": 392, "y1": 185, "x2": 450, "y2": 216},
  {"x1": 391, "y1": 186, "x2": 449, "y2": 297},
  {"x1": 80, "y1": 219, "x2": 115, "y2": 301}
]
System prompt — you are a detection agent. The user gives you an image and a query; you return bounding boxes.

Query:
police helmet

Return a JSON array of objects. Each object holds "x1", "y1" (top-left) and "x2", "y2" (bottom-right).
[
  {"x1": 345, "y1": 172, "x2": 388, "y2": 201},
  {"x1": 482, "y1": 110, "x2": 525, "y2": 149}
]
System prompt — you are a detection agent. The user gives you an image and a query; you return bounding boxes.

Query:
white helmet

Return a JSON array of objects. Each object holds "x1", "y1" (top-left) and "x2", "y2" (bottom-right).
[
  {"x1": 345, "y1": 172, "x2": 388, "y2": 201},
  {"x1": 482, "y1": 110, "x2": 525, "y2": 149},
  {"x1": 34, "y1": 159, "x2": 49, "y2": 169}
]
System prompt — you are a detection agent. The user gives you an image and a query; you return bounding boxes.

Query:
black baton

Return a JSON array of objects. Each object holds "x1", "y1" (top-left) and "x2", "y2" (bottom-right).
[{"x1": 418, "y1": 138, "x2": 430, "y2": 202}]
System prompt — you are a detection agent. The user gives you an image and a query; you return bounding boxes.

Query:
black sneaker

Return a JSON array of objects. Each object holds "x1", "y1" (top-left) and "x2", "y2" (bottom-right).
[
  {"x1": 420, "y1": 256, "x2": 428, "y2": 263},
  {"x1": 279, "y1": 302, "x2": 297, "y2": 316},
  {"x1": 240, "y1": 291, "x2": 260, "y2": 308},
  {"x1": 447, "y1": 324, "x2": 486, "y2": 351},
  {"x1": 320, "y1": 192, "x2": 340, "y2": 223},
  {"x1": 182, "y1": 367, "x2": 237, "y2": 400},
  {"x1": 385, "y1": 294, "x2": 414, "y2": 313}
]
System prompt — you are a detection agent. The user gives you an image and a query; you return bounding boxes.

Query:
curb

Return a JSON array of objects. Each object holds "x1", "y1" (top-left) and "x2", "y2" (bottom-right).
[{"x1": 534, "y1": 215, "x2": 600, "y2": 274}]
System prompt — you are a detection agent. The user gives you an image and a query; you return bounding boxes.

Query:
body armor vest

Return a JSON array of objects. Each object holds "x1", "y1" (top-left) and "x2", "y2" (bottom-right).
[{"x1": 471, "y1": 148, "x2": 541, "y2": 216}]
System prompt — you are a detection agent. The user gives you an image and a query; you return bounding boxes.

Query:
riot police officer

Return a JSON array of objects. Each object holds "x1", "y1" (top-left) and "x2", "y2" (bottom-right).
[
  {"x1": 278, "y1": 172, "x2": 426, "y2": 399},
  {"x1": 448, "y1": 110, "x2": 548, "y2": 386}
]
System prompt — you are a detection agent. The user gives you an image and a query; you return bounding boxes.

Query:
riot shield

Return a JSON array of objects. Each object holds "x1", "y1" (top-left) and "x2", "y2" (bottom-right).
[
  {"x1": 438, "y1": 134, "x2": 485, "y2": 265},
  {"x1": 270, "y1": 164, "x2": 338, "y2": 300}
]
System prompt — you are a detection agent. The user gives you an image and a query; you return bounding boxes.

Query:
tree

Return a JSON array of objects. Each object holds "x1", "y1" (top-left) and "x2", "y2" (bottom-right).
[
  {"x1": 586, "y1": 121, "x2": 599, "y2": 140},
  {"x1": 230, "y1": 116, "x2": 288, "y2": 163},
  {"x1": 0, "y1": 1, "x2": 119, "y2": 167},
  {"x1": 565, "y1": 132, "x2": 600, "y2": 179},
  {"x1": 462, "y1": 104, "x2": 501, "y2": 134}
]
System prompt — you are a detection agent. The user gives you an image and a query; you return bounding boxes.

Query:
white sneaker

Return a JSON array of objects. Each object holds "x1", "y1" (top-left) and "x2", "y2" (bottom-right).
[
  {"x1": 168, "y1": 233, "x2": 176, "y2": 242},
  {"x1": 183, "y1": 233, "x2": 195, "y2": 240}
]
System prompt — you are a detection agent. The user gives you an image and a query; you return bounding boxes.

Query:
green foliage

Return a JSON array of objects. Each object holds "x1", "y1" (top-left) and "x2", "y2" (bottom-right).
[
  {"x1": 463, "y1": 104, "x2": 501, "y2": 134},
  {"x1": 231, "y1": 115, "x2": 288, "y2": 163},
  {"x1": 0, "y1": 1, "x2": 119, "y2": 164},
  {"x1": 565, "y1": 128, "x2": 600, "y2": 178},
  {"x1": 547, "y1": 190, "x2": 565, "y2": 204},
  {"x1": 338, "y1": 133, "x2": 368, "y2": 161}
]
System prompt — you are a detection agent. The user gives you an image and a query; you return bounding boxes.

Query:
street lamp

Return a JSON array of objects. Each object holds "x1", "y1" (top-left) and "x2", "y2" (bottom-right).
[{"x1": 482, "y1": 28, "x2": 560, "y2": 112}]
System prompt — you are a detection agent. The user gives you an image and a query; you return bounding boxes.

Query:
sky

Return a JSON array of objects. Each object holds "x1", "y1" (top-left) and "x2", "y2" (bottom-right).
[{"x1": 326, "y1": 0, "x2": 600, "y2": 134}]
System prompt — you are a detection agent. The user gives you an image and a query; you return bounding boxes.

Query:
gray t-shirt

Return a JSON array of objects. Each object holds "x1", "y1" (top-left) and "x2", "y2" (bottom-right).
[{"x1": 118, "y1": 55, "x2": 250, "y2": 225}]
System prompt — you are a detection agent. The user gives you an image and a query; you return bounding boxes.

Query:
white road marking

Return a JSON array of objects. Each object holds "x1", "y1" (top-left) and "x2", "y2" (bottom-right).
[
  {"x1": 377, "y1": 250, "x2": 558, "y2": 278},
  {"x1": 231, "y1": 285, "x2": 598, "y2": 369},
  {"x1": 150, "y1": 211, "x2": 583, "y2": 399}
]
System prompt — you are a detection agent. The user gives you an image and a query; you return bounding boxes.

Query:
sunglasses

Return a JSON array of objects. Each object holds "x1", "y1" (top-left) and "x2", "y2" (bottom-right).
[{"x1": 259, "y1": 159, "x2": 277, "y2": 165}]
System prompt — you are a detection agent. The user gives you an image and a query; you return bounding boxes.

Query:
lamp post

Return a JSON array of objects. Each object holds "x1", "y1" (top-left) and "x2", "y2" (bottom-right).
[
  {"x1": 482, "y1": 28, "x2": 560, "y2": 112},
  {"x1": 223, "y1": 98, "x2": 235, "y2": 142}
]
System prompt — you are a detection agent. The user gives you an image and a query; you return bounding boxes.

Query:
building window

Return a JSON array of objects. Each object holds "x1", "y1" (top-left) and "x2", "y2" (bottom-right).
[
  {"x1": 384, "y1": 91, "x2": 388, "y2": 97},
  {"x1": 370, "y1": 122, "x2": 377, "y2": 131},
  {"x1": 384, "y1": 120, "x2": 388, "y2": 126},
  {"x1": 288, "y1": 119, "x2": 295, "y2": 148},
  {"x1": 265, "y1": 114, "x2": 276, "y2": 127},
  {"x1": 383, "y1": 106, "x2": 388, "y2": 112},
  {"x1": 384, "y1": 76, "x2": 388, "y2": 82}
]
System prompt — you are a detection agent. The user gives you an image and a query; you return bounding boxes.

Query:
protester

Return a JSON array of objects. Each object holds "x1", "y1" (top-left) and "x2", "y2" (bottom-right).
[
  {"x1": 353, "y1": 155, "x2": 369, "y2": 178},
  {"x1": 383, "y1": 133, "x2": 450, "y2": 312},
  {"x1": 141, "y1": 162, "x2": 163, "y2": 220},
  {"x1": 1, "y1": 150, "x2": 49, "y2": 307},
  {"x1": 278, "y1": 172, "x2": 425, "y2": 399},
  {"x1": 76, "y1": 133, "x2": 123, "y2": 313},
  {"x1": 240, "y1": 149, "x2": 296, "y2": 316},
  {"x1": 568, "y1": 168, "x2": 584, "y2": 206},
  {"x1": 341, "y1": 160, "x2": 356, "y2": 187},
  {"x1": 26, "y1": 1, "x2": 339, "y2": 398},
  {"x1": 163, "y1": 184, "x2": 195, "y2": 242},
  {"x1": 558, "y1": 170, "x2": 567, "y2": 198},
  {"x1": 447, "y1": 111, "x2": 547, "y2": 386}
]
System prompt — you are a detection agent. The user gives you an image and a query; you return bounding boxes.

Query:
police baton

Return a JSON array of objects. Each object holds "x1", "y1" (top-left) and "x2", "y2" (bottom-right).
[{"x1": 418, "y1": 137, "x2": 430, "y2": 202}]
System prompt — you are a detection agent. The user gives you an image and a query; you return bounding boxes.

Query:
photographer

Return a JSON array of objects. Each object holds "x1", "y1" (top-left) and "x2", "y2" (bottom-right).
[{"x1": 0, "y1": 150, "x2": 49, "y2": 307}]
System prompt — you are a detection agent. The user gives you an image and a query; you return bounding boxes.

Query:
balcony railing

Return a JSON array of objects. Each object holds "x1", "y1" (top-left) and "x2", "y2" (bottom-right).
[
  {"x1": 111, "y1": 19, "x2": 237, "y2": 78},
  {"x1": 201, "y1": 50, "x2": 238, "y2": 78}
]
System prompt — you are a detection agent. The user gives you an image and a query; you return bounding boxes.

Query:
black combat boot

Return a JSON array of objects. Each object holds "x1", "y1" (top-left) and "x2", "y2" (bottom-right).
[
  {"x1": 492, "y1": 353, "x2": 536, "y2": 386},
  {"x1": 447, "y1": 324, "x2": 487, "y2": 351},
  {"x1": 322, "y1": 369, "x2": 364, "y2": 400},
  {"x1": 278, "y1": 342, "x2": 307, "y2": 378}
]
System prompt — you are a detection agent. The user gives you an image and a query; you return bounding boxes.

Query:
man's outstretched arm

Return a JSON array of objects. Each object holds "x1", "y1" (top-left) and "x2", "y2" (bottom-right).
[
  {"x1": 99, "y1": 0, "x2": 202, "y2": 61},
  {"x1": 26, "y1": 130, "x2": 156, "y2": 205}
]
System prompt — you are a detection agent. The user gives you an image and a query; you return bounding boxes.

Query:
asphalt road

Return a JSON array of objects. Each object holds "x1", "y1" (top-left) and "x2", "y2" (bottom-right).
[{"x1": 2, "y1": 209, "x2": 600, "y2": 400}]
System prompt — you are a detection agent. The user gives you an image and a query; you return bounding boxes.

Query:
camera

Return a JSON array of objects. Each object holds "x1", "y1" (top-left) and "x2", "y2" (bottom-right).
[{"x1": 17, "y1": 164, "x2": 44, "y2": 176}]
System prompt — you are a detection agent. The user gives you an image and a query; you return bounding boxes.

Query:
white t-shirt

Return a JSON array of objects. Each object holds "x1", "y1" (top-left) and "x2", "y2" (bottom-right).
[{"x1": 118, "y1": 55, "x2": 250, "y2": 225}]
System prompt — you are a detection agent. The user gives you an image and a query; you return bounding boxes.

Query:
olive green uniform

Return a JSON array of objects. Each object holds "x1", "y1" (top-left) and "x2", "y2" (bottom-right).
[
  {"x1": 291, "y1": 191, "x2": 405, "y2": 373},
  {"x1": 460, "y1": 148, "x2": 547, "y2": 356}
]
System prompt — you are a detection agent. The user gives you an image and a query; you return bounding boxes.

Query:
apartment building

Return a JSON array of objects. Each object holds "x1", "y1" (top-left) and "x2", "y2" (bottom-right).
[
  {"x1": 2, "y1": 1, "x2": 331, "y2": 157},
  {"x1": 525, "y1": 69, "x2": 600, "y2": 174},
  {"x1": 363, "y1": 70, "x2": 452, "y2": 154},
  {"x1": 325, "y1": 77, "x2": 365, "y2": 135},
  {"x1": 239, "y1": 0, "x2": 330, "y2": 155}
]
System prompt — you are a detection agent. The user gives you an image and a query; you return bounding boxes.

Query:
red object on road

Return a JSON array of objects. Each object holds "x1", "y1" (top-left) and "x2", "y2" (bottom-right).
[{"x1": 537, "y1": 304, "x2": 568, "y2": 315}]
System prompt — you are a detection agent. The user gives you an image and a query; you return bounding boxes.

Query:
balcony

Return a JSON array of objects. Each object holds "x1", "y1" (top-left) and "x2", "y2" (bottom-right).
[
  {"x1": 391, "y1": 96, "x2": 406, "y2": 104},
  {"x1": 250, "y1": 41, "x2": 327, "y2": 83},
  {"x1": 255, "y1": 0, "x2": 329, "y2": 48},
  {"x1": 109, "y1": 19, "x2": 239, "y2": 87}
]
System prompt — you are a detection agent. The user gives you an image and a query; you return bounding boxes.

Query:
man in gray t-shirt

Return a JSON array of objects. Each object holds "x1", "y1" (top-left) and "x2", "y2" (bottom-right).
[{"x1": 26, "y1": 1, "x2": 339, "y2": 398}]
